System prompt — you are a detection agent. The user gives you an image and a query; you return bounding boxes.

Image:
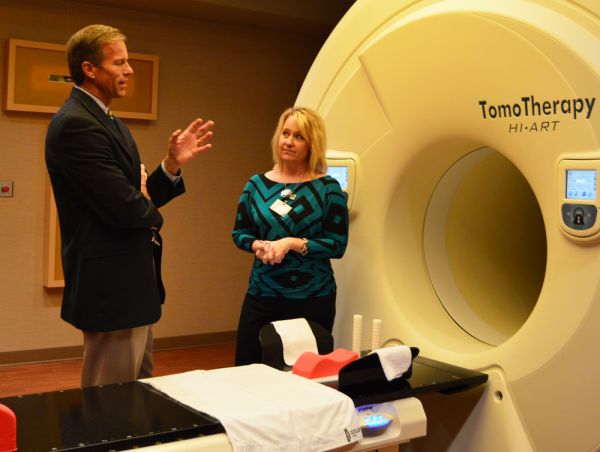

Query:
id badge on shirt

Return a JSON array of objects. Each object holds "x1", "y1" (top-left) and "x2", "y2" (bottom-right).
[{"x1": 270, "y1": 199, "x2": 292, "y2": 217}]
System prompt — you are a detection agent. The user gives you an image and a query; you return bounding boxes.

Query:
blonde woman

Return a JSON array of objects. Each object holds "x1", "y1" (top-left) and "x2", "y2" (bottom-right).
[{"x1": 232, "y1": 107, "x2": 349, "y2": 365}]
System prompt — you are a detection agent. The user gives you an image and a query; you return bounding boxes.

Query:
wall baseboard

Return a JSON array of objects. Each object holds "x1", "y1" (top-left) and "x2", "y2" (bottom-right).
[{"x1": 0, "y1": 331, "x2": 236, "y2": 366}]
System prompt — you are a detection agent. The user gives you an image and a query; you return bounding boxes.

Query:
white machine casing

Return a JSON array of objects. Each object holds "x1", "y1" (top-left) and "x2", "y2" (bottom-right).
[{"x1": 297, "y1": 1, "x2": 600, "y2": 451}]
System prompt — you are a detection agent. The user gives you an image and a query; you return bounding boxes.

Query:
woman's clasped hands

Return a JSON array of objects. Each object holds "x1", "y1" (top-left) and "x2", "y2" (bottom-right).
[{"x1": 254, "y1": 239, "x2": 295, "y2": 265}]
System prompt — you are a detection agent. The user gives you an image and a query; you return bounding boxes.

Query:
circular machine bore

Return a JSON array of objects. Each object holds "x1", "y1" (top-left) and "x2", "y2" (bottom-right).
[{"x1": 424, "y1": 148, "x2": 547, "y2": 346}]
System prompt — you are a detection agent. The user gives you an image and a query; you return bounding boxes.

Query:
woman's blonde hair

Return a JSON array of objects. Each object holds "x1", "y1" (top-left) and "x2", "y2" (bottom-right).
[{"x1": 271, "y1": 107, "x2": 327, "y2": 177}]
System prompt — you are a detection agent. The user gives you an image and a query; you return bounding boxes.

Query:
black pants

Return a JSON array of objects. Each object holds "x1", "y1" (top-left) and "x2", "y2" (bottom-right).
[{"x1": 234, "y1": 291, "x2": 336, "y2": 366}]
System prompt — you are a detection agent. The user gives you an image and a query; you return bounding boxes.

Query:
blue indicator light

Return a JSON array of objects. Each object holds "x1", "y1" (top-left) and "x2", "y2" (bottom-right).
[
  {"x1": 360, "y1": 413, "x2": 393, "y2": 437},
  {"x1": 363, "y1": 414, "x2": 391, "y2": 428}
]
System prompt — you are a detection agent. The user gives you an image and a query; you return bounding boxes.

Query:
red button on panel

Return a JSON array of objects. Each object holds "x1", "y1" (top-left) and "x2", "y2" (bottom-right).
[{"x1": 1, "y1": 186, "x2": 9, "y2": 193}]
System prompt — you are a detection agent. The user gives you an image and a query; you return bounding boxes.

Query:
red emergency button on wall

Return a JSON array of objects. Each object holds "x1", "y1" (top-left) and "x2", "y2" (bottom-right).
[{"x1": 0, "y1": 181, "x2": 13, "y2": 197}]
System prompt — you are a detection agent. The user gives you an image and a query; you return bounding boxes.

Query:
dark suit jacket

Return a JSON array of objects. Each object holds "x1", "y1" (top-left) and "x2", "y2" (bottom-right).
[{"x1": 45, "y1": 88, "x2": 185, "y2": 332}]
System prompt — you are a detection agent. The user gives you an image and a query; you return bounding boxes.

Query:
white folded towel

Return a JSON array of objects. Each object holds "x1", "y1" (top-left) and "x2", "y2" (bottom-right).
[
  {"x1": 143, "y1": 364, "x2": 362, "y2": 451},
  {"x1": 272, "y1": 318, "x2": 319, "y2": 366},
  {"x1": 371, "y1": 345, "x2": 412, "y2": 381}
]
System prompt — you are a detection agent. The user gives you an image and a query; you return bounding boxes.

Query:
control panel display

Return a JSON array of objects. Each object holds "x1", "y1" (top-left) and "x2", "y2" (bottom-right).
[
  {"x1": 557, "y1": 159, "x2": 600, "y2": 240},
  {"x1": 327, "y1": 165, "x2": 349, "y2": 190},
  {"x1": 566, "y1": 169, "x2": 596, "y2": 201},
  {"x1": 326, "y1": 152, "x2": 357, "y2": 212}
]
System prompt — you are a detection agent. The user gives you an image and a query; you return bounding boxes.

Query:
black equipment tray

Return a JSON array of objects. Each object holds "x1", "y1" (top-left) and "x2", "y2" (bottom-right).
[{"x1": 0, "y1": 381, "x2": 224, "y2": 451}]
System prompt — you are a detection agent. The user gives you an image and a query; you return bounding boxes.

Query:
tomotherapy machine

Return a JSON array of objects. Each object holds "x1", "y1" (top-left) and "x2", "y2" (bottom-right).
[
  {"x1": 297, "y1": 0, "x2": 600, "y2": 451},
  {"x1": 1, "y1": 1, "x2": 599, "y2": 451}
]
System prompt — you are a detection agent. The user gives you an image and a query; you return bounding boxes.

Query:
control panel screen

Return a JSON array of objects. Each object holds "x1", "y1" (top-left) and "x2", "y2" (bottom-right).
[
  {"x1": 566, "y1": 169, "x2": 597, "y2": 201},
  {"x1": 327, "y1": 165, "x2": 349, "y2": 191}
]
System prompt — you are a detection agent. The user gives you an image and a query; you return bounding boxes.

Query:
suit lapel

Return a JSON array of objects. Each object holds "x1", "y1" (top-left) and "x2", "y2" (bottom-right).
[{"x1": 70, "y1": 88, "x2": 137, "y2": 166}]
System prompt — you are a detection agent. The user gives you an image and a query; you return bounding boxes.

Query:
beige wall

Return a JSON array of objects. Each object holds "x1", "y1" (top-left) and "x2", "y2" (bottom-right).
[{"x1": 0, "y1": 0, "x2": 326, "y2": 359}]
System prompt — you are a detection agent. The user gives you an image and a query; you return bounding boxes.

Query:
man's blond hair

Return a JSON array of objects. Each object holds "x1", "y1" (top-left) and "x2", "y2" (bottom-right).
[{"x1": 67, "y1": 24, "x2": 126, "y2": 85}]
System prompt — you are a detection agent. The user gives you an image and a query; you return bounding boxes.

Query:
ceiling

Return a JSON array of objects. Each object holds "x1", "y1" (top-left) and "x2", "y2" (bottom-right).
[{"x1": 72, "y1": 0, "x2": 356, "y2": 35}]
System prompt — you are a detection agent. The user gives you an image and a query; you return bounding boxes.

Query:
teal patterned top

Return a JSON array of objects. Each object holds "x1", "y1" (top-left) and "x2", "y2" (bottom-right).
[{"x1": 232, "y1": 173, "x2": 349, "y2": 299}]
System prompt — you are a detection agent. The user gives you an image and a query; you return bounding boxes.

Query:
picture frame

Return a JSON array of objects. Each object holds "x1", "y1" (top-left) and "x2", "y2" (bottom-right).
[
  {"x1": 4, "y1": 39, "x2": 159, "y2": 120},
  {"x1": 44, "y1": 183, "x2": 64, "y2": 288}
]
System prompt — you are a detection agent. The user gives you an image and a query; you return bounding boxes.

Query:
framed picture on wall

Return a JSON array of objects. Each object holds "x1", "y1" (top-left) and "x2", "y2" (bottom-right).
[
  {"x1": 3, "y1": 39, "x2": 159, "y2": 119},
  {"x1": 44, "y1": 182, "x2": 64, "y2": 288}
]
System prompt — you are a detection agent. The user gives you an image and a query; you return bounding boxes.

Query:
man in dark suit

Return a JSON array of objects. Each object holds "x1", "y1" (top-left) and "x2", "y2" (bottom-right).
[{"x1": 45, "y1": 24, "x2": 214, "y2": 387}]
